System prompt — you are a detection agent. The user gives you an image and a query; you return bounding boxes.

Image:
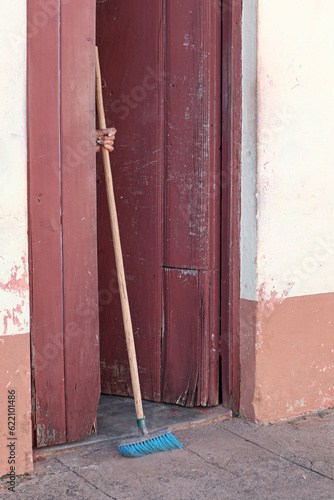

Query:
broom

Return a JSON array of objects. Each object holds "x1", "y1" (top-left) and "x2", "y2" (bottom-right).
[{"x1": 95, "y1": 47, "x2": 183, "y2": 457}]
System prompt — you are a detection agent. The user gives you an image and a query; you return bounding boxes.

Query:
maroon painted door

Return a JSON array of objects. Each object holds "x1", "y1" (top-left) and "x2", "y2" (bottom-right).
[
  {"x1": 97, "y1": 1, "x2": 221, "y2": 406},
  {"x1": 28, "y1": 0, "x2": 100, "y2": 447}
]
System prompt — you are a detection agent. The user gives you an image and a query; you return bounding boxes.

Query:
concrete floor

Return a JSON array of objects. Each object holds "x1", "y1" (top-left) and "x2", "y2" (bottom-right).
[
  {"x1": 96, "y1": 395, "x2": 232, "y2": 439},
  {"x1": 27, "y1": 395, "x2": 232, "y2": 456}
]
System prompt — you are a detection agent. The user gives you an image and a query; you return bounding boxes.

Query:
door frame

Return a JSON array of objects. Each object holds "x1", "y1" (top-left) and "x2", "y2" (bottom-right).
[{"x1": 221, "y1": 0, "x2": 242, "y2": 412}]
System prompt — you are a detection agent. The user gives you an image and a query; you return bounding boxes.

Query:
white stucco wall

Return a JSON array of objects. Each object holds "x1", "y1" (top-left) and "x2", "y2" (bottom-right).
[
  {"x1": 242, "y1": 0, "x2": 334, "y2": 301},
  {"x1": 0, "y1": 1, "x2": 29, "y2": 335}
]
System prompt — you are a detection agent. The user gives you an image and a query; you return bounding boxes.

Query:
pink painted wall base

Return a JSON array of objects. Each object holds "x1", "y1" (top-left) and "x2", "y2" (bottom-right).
[
  {"x1": 0, "y1": 333, "x2": 33, "y2": 478},
  {"x1": 240, "y1": 292, "x2": 334, "y2": 422}
]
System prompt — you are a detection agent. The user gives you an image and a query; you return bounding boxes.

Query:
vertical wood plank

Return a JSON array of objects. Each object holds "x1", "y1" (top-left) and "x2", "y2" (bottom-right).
[
  {"x1": 96, "y1": 0, "x2": 164, "y2": 402},
  {"x1": 164, "y1": 0, "x2": 221, "y2": 271},
  {"x1": 204, "y1": 269, "x2": 220, "y2": 406},
  {"x1": 221, "y1": 0, "x2": 242, "y2": 411},
  {"x1": 162, "y1": 1, "x2": 221, "y2": 406},
  {"x1": 162, "y1": 268, "x2": 219, "y2": 406},
  {"x1": 221, "y1": 0, "x2": 233, "y2": 408},
  {"x1": 28, "y1": 0, "x2": 66, "y2": 447},
  {"x1": 229, "y1": 0, "x2": 242, "y2": 413},
  {"x1": 162, "y1": 269, "x2": 201, "y2": 406},
  {"x1": 60, "y1": 0, "x2": 100, "y2": 442}
]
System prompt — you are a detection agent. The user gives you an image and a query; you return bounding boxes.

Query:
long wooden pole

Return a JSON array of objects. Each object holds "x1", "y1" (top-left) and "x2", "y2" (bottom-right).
[{"x1": 95, "y1": 47, "x2": 146, "y2": 429}]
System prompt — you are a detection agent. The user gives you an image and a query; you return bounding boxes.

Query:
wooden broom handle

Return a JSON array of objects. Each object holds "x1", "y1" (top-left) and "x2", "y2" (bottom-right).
[{"x1": 95, "y1": 47, "x2": 144, "y2": 422}]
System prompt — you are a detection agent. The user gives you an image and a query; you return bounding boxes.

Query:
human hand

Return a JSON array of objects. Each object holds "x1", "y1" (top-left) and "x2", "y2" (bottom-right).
[{"x1": 96, "y1": 128, "x2": 117, "y2": 153}]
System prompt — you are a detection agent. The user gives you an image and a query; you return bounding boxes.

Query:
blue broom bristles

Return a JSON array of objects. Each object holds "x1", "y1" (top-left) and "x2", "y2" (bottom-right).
[{"x1": 118, "y1": 430, "x2": 183, "y2": 458}]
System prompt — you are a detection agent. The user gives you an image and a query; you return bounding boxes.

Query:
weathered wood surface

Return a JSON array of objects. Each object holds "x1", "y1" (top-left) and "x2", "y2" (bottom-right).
[
  {"x1": 221, "y1": 0, "x2": 242, "y2": 410},
  {"x1": 162, "y1": 0, "x2": 221, "y2": 405},
  {"x1": 162, "y1": 268, "x2": 219, "y2": 406},
  {"x1": 96, "y1": 0, "x2": 164, "y2": 402},
  {"x1": 28, "y1": 0, "x2": 66, "y2": 447},
  {"x1": 29, "y1": 0, "x2": 100, "y2": 446},
  {"x1": 164, "y1": 0, "x2": 221, "y2": 273},
  {"x1": 60, "y1": 0, "x2": 100, "y2": 442},
  {"x1": 97, "y1": 0, "x2": 221, "y2": 406}
]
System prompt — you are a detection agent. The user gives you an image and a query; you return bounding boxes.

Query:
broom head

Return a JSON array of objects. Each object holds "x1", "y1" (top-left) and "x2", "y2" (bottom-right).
[{"x1": 118, "y1": 427, "x2": 183, "y2": 457}]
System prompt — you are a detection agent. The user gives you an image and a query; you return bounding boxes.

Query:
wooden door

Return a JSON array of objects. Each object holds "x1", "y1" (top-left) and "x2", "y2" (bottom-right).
[
  {"x1": 28, "y1": 0, "x2": 99, "y2": 447},
  {"x1": 97, "y1": 0, "x2": 221, "y2": 406}
]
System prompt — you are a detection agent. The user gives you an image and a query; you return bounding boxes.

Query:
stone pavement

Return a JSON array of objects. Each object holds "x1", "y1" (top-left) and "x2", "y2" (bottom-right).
[{"x1": 1, "y1": 406, "x2": 333, "y2": 499}]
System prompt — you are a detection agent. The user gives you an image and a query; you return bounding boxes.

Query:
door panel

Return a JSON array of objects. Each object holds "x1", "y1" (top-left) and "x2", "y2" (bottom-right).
[
  {"x1": 97, "y1": 0, "x2": 221, "y2": 406},
  {"x1": 96, "y1": 0, "x2": 164, "y2": 402},
  {"x1": 29, "y1": 0, "x2": 99, "y2": 447},
  {"x1": 60, "y1": 0, "x2": 100, "y2": 443}
]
